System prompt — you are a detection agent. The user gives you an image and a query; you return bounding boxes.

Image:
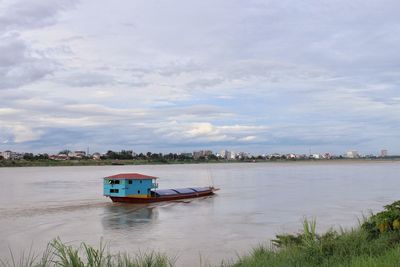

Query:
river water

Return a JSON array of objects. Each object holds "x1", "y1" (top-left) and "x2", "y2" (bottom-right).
[{"x1": 0, "y1": 162, "x2": 399, "y2": 266}]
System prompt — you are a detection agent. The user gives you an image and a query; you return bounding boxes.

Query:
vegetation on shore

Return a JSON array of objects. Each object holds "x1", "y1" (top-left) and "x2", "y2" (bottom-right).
[
  {"x1": 0, "y1": 238, "x2": 175, "y2": 267},
  {"x1": 2, "y1": 148, "x2": 400, "y2": 167},
  {"x1": 234, "y1": 200, "x2": 400, "y2": 267},
  {"x1": 1, "y1": 157, "x2": 399, "y2": 168},
  {"x1": 3, "y1": 201, "x2": 400, "y2": 266}
]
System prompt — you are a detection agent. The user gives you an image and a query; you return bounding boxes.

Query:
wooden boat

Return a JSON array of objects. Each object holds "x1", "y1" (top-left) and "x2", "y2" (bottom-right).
[{"x1": 103, "y1": 173, "x2": 217, "y2": 203}]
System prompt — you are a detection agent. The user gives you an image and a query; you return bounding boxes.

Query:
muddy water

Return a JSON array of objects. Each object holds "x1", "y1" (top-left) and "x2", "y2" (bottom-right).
[{"x1": 1, "y1": 162, "x2": 399, "y2": 266}]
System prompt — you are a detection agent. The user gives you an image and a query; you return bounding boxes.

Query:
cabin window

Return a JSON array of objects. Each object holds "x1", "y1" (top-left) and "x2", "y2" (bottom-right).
[
  {"x1": 128, "y1": 180, "x2": 132, "y2": 184},
  {"x1": 115, "y1": 180, "x2": 120, "y2": 184},
  {"x1": 137, "y1": 190, "x2": 140, "y2": 194},
  {"x1": 140, "y1": 180, "x2": 142, "y2": 183},
  {"x1": 110, "y1": 189, "x2": 119, "y2": 193}
]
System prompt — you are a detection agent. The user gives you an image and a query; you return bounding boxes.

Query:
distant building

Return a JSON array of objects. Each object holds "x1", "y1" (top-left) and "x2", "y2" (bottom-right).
[
  {"x1": 380, "y1": 149, "x2": 388, "y2": 157},
  {"x1": 92, "y1": 152, "x2": 101, "y2": 160},
  {"x1": 193, "y1": 150, "x2": 213, "y2": 159},
  {"x1": 1, "y1": 150, "x2": 23, "y2": 160},
  {"x1": 67, "y1": 151, "x2": 87, "y2": 159},
  {"x1": 220, "y1": 150, "x2": 227, "y2": 159},
  {"x1": 237, "y1": 152, "x2": 250, "y2": 159},
  {"x1": 50, "y1": 154, "x2": 69, "y2": 160},
  {"x1": 267, "y1": 153, "x2": 279, "y2": 159},
  {"x1": 311, "y1": 154, "x2": 322, "y2": 159},
  {"x1": 346, "y1": 151, "x2": 359, "y2": 158},
  {"x1": 2, "y1": 151, "x2": 12, "y2": 160}
]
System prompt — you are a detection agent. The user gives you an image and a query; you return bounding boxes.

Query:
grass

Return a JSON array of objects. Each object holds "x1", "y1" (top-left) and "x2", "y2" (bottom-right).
[
  {"x1": 4, "y1": 201, "x2": 400, "y2": 266},
  {"x1": 0, "y1": 238, "x2": 175, "y2": 267},
  {"x1": 233, "y1": 215, "x2": 400, "y2": 267}
]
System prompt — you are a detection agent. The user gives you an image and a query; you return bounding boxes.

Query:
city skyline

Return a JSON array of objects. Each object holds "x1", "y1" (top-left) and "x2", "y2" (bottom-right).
[{"x1": 1, "y1": 0, "x2": 400, "y2": 154}]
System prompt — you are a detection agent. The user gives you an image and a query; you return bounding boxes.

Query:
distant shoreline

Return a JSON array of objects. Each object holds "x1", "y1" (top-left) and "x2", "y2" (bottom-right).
[{"x1": 0, "y1": 158, "x2": 399, "y2": 167}]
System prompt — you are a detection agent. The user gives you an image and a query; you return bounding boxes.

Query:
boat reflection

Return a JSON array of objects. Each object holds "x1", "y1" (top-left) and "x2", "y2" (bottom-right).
[{"x1": 101, "y1": 204, "x2": 158, "y2": 230}]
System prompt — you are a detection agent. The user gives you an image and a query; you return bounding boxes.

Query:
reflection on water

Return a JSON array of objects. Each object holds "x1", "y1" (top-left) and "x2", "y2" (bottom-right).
[{"x1": 102, "y1": 204, "x2": 158, "y2": 230}]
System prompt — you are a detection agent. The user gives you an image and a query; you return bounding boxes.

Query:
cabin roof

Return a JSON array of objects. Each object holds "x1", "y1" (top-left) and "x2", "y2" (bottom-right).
[{"x1": 104, "y1": 173, "x2": 158, "y2": 180}]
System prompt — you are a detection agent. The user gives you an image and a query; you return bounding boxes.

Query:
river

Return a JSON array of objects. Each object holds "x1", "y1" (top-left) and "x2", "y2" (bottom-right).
[{"x1": 0, "y1": 162, "x2": 399, "y2": 266}]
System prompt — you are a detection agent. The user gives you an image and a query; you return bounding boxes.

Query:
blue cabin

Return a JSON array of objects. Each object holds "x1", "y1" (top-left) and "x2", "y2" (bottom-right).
[{"x1": 103, "y1": 173, "x2": 158, "y2": 198}]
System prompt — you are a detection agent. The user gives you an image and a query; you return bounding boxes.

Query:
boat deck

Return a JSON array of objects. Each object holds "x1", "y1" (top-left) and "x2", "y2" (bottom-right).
[{"x1": 110, "y1": 186, "x2": 216, "y2": 203}]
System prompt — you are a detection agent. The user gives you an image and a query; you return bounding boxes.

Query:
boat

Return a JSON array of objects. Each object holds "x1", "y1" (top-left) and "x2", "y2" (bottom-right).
[{"x1": 103, "y1": 173, "x2": 217, "y2": 203}]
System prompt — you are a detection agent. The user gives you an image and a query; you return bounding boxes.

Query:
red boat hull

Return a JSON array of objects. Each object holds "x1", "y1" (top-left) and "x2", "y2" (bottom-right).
[{"x1": 110, "y1": 188, "x2": 215, "y2": 203}]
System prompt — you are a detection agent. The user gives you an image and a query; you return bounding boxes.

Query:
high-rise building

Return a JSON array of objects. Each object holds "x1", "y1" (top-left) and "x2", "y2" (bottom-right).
[{"x1": 346, "y1": 150, "x2": 359, "y2": 158}]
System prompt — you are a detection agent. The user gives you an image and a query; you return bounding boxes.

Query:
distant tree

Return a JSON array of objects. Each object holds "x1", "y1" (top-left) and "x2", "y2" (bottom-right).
[
  {"x1": 36, "y1": 153, "x2": 49, "y2": 160},
  {"x1": 23, "y1": 153, "x2": 35, "y2": 160},
  {"x1": 164, "y1": 153, "x2": 176, "y2": 160},
  {"x1": 177, "y1": 154, "x2": 188, "y2": 161},
  {"x1": 119, "y1": 150, "x2": 133, "y2": 160},
  {"x1": 104, "y1": 150, "x2": 134, "y2": 160},
  {"x1": 208, "y1": 154, "x2": 218, "y2": 160},
  {"x1": 137, "y1": 153, "x2": 146, "y2": 160},
  {"x1": 0, "y1": 155, "x2": 3, "y2": 160},
  {"x1": 106, "y1": 150, "x2": 118, "y2": 159},
  {"x1": 150, "y1": 153, "x2": 162, "y2": 159}
]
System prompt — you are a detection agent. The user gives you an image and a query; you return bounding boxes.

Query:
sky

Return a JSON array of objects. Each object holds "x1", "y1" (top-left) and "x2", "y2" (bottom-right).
[{"x1": 0, "y1": 0, "x2": 399, "y2": 155}]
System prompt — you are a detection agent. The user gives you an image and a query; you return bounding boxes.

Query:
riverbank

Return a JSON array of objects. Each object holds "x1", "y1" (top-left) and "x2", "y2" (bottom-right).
[
  {"x1": 1, "y1": 157, "x2": 399, "y2": 167},
  {"x1": 234, "y1": 200, "x2": 400, "y2": 267},
  {"x1": 2, "y1": 201, "x2": 400, "y2": 267}
]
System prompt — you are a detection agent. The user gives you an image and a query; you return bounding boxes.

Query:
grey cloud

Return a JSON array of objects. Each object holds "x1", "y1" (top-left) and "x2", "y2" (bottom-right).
[
  {"x1": 0, "y1": 0, "x2": 77, "y2": 31},
  {"x1": 0, "y1": 0, "x2": 77, "y2": 90},
  {"x1": 186, "y1": 78, "x2": 225, "y2": 89},
  {"x1": 0, "y1": 35, "x2": 56, "y2": 89},
  {"x1": 156, "y1": 61, "x2": 202, "y2": 76},
  {"x1": 56, "y1": 71, "x2": 114, "y2": 87}
]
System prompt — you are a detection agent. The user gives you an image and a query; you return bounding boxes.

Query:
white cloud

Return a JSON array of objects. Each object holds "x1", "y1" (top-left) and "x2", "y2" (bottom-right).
[
  {"x1": 0, "y1": 124, "x2": 43, "y2": 143},
  {"x1": 239, "y1": 136, "x2": 257, "y2": 142}
]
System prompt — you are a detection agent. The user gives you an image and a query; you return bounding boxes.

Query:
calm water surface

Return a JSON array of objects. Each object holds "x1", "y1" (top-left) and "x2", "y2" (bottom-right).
[{"x1": 0, "y1": 162, "x2": 399, "y2": 266}]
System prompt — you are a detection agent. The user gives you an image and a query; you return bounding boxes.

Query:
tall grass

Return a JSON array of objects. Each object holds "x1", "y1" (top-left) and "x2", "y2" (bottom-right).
[
  {"x1": 0, "y1": 238, "x2": 175, "y2": 267},
  {"x1": 234, "y1": 215, "x2": 400, "y2": 267}
]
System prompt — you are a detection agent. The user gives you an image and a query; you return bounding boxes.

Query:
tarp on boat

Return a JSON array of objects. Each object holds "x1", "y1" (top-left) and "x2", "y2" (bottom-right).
[
  {"x1": 152, "y1": 187, "x2": 211, "y2": 197},
  {"x1": 152, "y1": 189, "x2": 178, "y2": 196},
  {"x1": 173, "y1": 188, "x2": 196, "y2": 194},
  {"x1": 190, "y1": 187, "x2": 210, "y2": 192}
]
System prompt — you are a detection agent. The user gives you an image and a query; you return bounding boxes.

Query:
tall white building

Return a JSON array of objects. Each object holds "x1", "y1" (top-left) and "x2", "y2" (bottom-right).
[
  {"x1": 2, "y1": 151, "x2": 12, "y2": 160},
  {"x1": 346, "y1": 150, "x2": 359, "y2": 158},
  {"x1": 220, "y1": 150, "x2": 227, "y2": 159}
]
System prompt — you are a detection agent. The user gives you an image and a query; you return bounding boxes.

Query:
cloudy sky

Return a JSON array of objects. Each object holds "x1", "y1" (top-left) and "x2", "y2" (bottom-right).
[{"x1": 0, "y1": 0, "x2": 399, "y2": 155}]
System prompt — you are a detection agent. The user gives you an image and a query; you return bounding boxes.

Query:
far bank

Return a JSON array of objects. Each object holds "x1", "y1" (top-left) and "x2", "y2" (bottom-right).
[{"x1": 0, "y1": 157, "x2": 399, "y2": 167}]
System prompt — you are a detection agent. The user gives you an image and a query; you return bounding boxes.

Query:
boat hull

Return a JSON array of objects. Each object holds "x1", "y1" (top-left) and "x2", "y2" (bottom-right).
[{"x1": 110, "y1": 188, "x2": 215, "y2": 203}]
